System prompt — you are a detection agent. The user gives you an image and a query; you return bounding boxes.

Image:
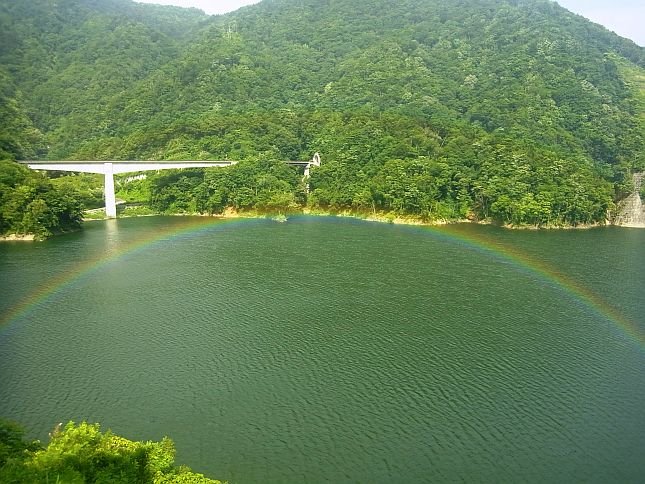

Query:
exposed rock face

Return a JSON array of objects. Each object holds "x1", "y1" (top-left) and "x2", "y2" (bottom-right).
[{"x1": 614, "y1": 173, "x2": 645, "y2": 228}]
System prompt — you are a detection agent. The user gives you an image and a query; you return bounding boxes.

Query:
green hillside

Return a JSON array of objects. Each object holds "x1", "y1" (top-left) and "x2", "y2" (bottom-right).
[{"x1": 1, "y1": 0, "x2": 644, "y2": 229}]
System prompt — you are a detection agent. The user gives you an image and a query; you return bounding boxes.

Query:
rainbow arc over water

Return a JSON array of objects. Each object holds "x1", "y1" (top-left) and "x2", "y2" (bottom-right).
[
  {"x1": 1, "y1": 216, "x2": 643, "y2": 350},
  {"x1": 418, "y1": 223, "x2": 644, "y2": 349},
  {"x1": 0, "y1": 217, "x2": 241, "y2": 333}
]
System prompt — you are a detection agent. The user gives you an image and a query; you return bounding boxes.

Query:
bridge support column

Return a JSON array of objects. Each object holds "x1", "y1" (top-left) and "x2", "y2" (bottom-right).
[
  {"x1": 104, "y1": 163, "x2": 117, "y2": 218},
  {"x1": 302, "y1": 153, "x2": 320, "y2": 194}
]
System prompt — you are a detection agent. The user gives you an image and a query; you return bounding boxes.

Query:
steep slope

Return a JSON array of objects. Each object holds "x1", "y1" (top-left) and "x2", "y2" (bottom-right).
[
  {"x1": 0, "y1": 69, "x2": 44, "y2": 159},
  {"x1": 39, "y1": 0, "x2": 639, "y2": 168},
  {"x1": 1, "y1": 0, "x2": 643, "y2": 226},
  {"x1": 0, "y1": 0, "x2": 208, "y2": 155}
]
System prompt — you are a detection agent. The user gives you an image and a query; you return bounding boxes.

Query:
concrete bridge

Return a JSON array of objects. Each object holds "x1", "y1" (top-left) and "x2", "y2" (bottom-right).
[{"x1": 20, "y1": 154, "x2": 321, "y2": 218}]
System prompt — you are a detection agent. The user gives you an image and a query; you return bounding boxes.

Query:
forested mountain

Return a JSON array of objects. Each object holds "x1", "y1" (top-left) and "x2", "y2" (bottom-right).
[{"x1": 1, "y1": 0, "x2": 644, "y2": 228}]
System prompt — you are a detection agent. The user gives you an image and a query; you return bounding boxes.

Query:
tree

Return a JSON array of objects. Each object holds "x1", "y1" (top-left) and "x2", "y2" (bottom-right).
[
  {"x1": 0, "y1": 420, "x2": 224, "y2": 484},
  {"x1": 0, "y1": 161, "x2": 83, "y2": 238}
]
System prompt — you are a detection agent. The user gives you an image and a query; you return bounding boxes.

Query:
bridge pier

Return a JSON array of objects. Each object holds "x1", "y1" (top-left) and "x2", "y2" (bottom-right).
[
  {"x1": 104, "y1": 163, "x2": 117, "y2": 218},
  {"x1": 303, "y1": 152, "x2": 321, "y2": 192}
]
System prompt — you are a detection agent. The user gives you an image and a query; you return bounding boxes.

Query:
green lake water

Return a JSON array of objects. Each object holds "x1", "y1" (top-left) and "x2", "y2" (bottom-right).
[{"x1": 1, "y1": 216, "x2": 643, "y2": 483}]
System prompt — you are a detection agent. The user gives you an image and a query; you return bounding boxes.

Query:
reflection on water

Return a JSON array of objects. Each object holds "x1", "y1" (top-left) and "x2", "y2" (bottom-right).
[{"x1": 104, "y1": 218, "x2": 120, "y2": 256}]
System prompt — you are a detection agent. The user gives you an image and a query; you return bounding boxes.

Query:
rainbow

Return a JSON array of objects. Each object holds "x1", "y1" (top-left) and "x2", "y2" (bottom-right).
[
  {"x1": 413, "y1": 223, "x2": 645, "y2": 350},
  {"x1": 1, "y1": 216, "x2": 642, "y2": 350},
  {"x1": 0, "y1": 216, "x2": 251, "y2": 335}
]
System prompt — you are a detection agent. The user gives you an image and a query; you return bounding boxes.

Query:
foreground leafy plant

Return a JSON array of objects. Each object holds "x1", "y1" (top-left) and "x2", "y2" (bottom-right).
[{"x1": 0, "y1": 420, "x2": 223, "y2": 484}]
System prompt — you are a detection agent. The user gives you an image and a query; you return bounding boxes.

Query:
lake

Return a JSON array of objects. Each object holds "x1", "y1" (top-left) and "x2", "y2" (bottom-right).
[{"x1": 1, "y1": 216, "x2": 643, "y2": 483}]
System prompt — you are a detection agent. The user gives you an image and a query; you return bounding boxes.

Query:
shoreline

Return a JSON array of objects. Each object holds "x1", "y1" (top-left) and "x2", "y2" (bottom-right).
[
  {"x1": 0, "y1": 226, "x2": 81, "y2": 242},
  {"x1": 0, "y1": 233, "x2": 36, "y2": 241},
  {"x1": 82, "y1": 206, "x2": 618, "y2": 231},
  {"x1": 2, "y1": 208, "x2": 633, "y2": 241},
  {"x1": 304, "y1": 209, "x2": 614, "y2": 230}
]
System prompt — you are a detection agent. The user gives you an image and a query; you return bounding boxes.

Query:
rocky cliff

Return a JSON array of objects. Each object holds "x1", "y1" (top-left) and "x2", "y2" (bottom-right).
[{"x1": 615, "y1": 173, "x2": 645, "y2": 227}]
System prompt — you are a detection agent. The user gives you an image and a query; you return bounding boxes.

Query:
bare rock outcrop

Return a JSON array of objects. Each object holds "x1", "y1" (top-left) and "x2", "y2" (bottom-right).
[{"x1": 614, "y1": 173, "x2": 645, "y2": 228}]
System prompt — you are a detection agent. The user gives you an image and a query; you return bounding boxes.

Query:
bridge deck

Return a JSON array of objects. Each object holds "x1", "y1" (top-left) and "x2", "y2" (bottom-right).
[
  {"x1": 20, "y1": 160, "x2": 236, "y2": 165},
  {"x1": 21, "y1": 160, "x2": 312, "y2": 165},
  {"x1": 19, "y1": 160, "x2": 237, "y2": 175},
  {"x1": 19, "y1": 155, "x2": 320, "y2": 218},
  {"x1": 20, "y1": 160, "x2": 311, "y2": 173}
]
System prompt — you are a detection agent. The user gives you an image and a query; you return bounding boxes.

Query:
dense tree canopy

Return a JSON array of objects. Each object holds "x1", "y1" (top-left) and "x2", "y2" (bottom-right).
[
  {"x1": 0, "y1": 0, "x2": 643, "y2": 228},
  {"x1": 0, "y1": 419, "x2": 223, "y2": 483},
  {"x1": 0, "y1": 160, "x2": 82, "y2": 238}
]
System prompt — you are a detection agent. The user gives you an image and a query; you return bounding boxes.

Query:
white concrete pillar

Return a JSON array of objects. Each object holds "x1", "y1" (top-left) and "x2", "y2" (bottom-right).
[
  {"x1": 104, "y1": 163, "x2": 117, "y2": 218},
  {"x1": 303, "y1": 163, "x2": 311, "y2": 194}
]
